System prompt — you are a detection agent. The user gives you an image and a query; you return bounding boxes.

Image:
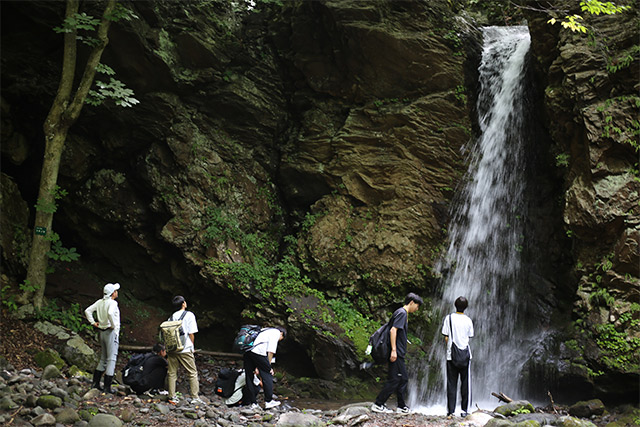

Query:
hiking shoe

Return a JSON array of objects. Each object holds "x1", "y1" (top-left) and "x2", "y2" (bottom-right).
[
  {"x1": 265, "y1": 400, "x2": 281, "y2": 409},
  {"x1": 396, "y1": 406, "x2": 410, "y2": 414},
  {"x1": 359, "y1": 362, "x2": 373, "y2": 370},
  {"x1": 461, "y1": 411, "x2": 469, "y2": 417},
  {"x1": 371, "y1": 403, "x2": 393, "y2": 414},
  {"x1": 248, "y1": 403, "x2": 261, "y2": 411},
  {"x1": 191, "y1": 397, "x2": 205, "y2": 406}
]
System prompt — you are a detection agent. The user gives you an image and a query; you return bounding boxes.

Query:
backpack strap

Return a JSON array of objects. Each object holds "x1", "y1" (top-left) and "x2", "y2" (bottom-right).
[{"x1": 169, "y1": 310, "x2": 189, "y2": 322}]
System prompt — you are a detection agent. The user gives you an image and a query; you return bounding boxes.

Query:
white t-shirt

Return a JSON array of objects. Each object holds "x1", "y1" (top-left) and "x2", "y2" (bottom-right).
[
  {"x1": 441, "y1": 312, "x2": 474, "y2": 361},
  {"x1": 85, "y1": 298, "x2": 120, "y2": 332},
  {"x1": 171, "y1": 309, "x2": 198, "y2": 353},
  {"x1": 250, "y1": 328, "x2": 281, "y2": 357}
]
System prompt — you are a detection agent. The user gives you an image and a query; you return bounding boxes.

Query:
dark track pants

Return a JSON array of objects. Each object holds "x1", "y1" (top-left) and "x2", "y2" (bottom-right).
[
  {"x1": 446, "y1": 360, "x2": 471, "y2": 414},
  {"x1": 243, "y1": 351, "x2": 274, "y2": 403},
  {"x1": 375, "y1": 357, "x2": 408, "y2": 408}
]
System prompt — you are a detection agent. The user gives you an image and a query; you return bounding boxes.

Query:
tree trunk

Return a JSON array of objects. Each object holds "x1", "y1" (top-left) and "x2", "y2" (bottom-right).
[
  {"x1": 23, "y1": 0, "x2": 116, "y2": 309},
  {"x1": 26, "y1": 129, "x2": 69, "y2": 309}
]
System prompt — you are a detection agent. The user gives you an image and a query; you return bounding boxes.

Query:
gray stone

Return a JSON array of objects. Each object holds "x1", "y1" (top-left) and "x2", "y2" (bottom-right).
[
  {"x1": 61, "y1": 336, "x2": 98, "y2": 372},
  {"x1": 568, "y1": 399, "x2": 605, "y2": 418},
  {"x1": 36, "y1": 395, "x2": 63, "y2": 409},
  {"x1": 56, "y1": 408, "x2": 81, "y2": 424},
  {"x1": 49, "y1": 386, "x2": 68, "y2": 399},
  {"x1": 276, "y1": 412, "x2": 326, "y2": 427},
  {"x1": 0, "y1": 395, "x2": 18, "y2": 410},
  {"x1": 553, "y1": 416, "x2": 597, "y2": 427},
  {"x1": 494, "y1": 401, "x2": 535, "y2": 417},
  {"x1": 31, "y1": 413, "x2": 57, "y2": 426},
  {"x1": 512, "y1": 414, "x2": 558, "y2": 425},
  {"x1": 486, "y1": 419, "x2": 516, "y2": 427},
  {"x1": 119, "y1": 407, "x2": 136, "y2": 422},
  {"x1": 82, "y1": 389, "x2": 102, "y2": 400},
  {"x1": 154, "y1": 403, "x2": 170, "y2": 415},
  {"x1": 88, "y1": 413, "x2": 123, "y2": 427}
]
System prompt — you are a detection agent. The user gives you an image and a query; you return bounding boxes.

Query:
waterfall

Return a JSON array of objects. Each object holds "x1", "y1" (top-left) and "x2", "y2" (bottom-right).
[{"x1": 410, "y1": 26, "x2": 534, "y2": 412}]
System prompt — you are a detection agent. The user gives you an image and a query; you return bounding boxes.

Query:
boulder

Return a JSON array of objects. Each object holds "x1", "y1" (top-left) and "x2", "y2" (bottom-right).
[
  {"x1": 276, "y1": 412, "x2": 326, "y2": 427},
  {"x1": 55, "y1": 408, "x2": 81, "y2": 424},
  {"x1": 31, "y1": 413, "x2": 56, "y2": 426},
  {"x1": 554, "y1": 416, "x2": 597, "y2": 427},
  {"x1": 35, "y1": 394, "x2": 62, "y2": 409},
  {"x1": 41, "y1": 364, "x2": 61, "y2": 380},
  {"x1": 494, "y1": 401, "x2": 535, "y2": 417},
  {"x1": 568, "y1": 399, "x2": 605, "y2": 418},
  {"x1": 34, "y1": 349, "x2": 65, "y2": 370},
  {"x1": 61, "y1": 336, "x2": 98, "y2": 372},
  {"x1": 89, "y1": 413, "x2": 123, "y2": 427}
]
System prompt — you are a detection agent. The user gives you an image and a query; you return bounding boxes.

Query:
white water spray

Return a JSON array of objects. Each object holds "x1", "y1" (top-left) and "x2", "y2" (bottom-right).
[{"x1": 410, "y1": 26, "x2": 533, "y2": 413}]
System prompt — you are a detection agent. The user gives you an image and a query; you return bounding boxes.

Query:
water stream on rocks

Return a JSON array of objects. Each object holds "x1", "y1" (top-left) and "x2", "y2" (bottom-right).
[{"x1": 410, "y1": 26, "x2": 537, "y2": 414}]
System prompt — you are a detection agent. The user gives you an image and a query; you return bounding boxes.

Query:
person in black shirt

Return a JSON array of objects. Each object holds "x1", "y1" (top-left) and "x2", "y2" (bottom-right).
[
  {"x1": 371, "y1": 293, "x2": 423, "y2": 414},
  {"x1": 128, "y1": 344, "x2": 168, "y2": 394}
]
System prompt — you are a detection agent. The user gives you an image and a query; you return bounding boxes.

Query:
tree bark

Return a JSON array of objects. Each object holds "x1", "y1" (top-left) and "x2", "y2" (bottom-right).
[{"x1": 24, "y1": 0, "x2": 116, "y2": 309}]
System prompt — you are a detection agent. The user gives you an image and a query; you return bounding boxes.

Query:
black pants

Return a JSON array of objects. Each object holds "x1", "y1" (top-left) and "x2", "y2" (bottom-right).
[
  {"x1": 243, "y1": 351, "x2": 274, "y2": 403},
  {"x1": 446, "y1": 360, "x2": 470, "y2": 414},
  {"x1": 375, "y1": 357, "x2": 408, "y2": 408}
]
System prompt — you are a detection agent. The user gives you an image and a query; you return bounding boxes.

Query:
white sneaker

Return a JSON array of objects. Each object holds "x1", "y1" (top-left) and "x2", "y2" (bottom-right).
[
  {"x1": 190, "y1": 397, "x2": 205, "y2": 405},
  {"x1": 248, "y1": 403, "x2": 261, "y2": 411},
  {"x1": 371, "y1": 403, "x2": 393, "y2": 413},
  {"x1": 265, "y1": 399, "x2": 281, "y2": 409},
  {"x1": 396, "y1": 406, "x2": 410, "y2": 414}
]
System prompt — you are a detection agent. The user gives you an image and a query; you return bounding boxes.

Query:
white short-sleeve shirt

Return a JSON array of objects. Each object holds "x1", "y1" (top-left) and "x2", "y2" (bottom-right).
[
  {"x1": 171, "y1": 309, "x2": 198, "y2": 353},
  {"x1": 441, "y1": 312, "x2": 474, "y2": 360},
  {"x1": 250, "y1": 328, "x2": 281, "y2": 357}
]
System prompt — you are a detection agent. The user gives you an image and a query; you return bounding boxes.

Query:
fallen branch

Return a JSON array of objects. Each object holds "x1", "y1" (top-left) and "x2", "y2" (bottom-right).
[
  {"x1": 119, "y1": 344, "x2": 241, "y2": 359},
  {"x1": 491, "y1": 392, "x2": 513, "y2": 403},
  {"x1": 547, "y1": 391, "x2": 559, "y2": 414}
]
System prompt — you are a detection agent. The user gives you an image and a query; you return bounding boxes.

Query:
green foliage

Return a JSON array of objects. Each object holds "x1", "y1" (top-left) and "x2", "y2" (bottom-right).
[
  {"x1": 327, "y1": 298, "x2": 378, "y2": 353},
  {"x1": 548, "y1": 0, "x2": 630, "y2": 33},
  {"x1": 45, "y1": 232, "x2": 80, "y2": 263},
  {"x1": 555, "y1": 153, "x2": 570, "y2": 167},
  {"x1": 454, "y1": 85, "x2": 467, "y2": 104},
  {"x1": 606, "y1": 45, "x2": 640, "y2": 74},
  {"x1": 87, "y1": 77, "x2": 139, "y2": 107},
  {"x1": 53, "y1": 12, "x2": 100, "y2": 34},
  {"x1": 512, "y1": 407, "x2": 531, "y2": 415},
  {"x1": 35, "y1": 186, "x2": 68, "y2": 214},
  {"x1": 36, "y1": 299, "x2": 93, "y2": 334},
  {"x1": 594, "y1": 322, "x2": 640, "y2": 371}
]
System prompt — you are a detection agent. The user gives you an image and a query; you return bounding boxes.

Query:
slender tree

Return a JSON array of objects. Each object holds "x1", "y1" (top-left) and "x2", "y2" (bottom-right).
[{"x1": 23, "y1": 0, "x2": 133, "y2": 309}]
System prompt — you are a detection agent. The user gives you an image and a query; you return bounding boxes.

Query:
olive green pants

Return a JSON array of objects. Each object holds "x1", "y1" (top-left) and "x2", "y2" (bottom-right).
[{"x1": 167, "y1": 351, "x2": 199, "y2": 399}]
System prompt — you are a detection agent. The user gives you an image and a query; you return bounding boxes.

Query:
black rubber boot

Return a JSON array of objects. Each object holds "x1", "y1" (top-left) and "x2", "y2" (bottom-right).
[
  {"x1": 103, "y1": 375, "x2": 114, "y2": 394},
  {"x1": 92, "y1": 370, "x2": 104, "y2": 390}
]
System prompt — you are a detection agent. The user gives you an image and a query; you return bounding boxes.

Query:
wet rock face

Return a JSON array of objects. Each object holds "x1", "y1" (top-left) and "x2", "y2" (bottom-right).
[
  {"x1": 525, "y1": 1, "x2": 639, "y2": 403},
  {"x1": 1, "y1": 0, "x2": 472, "y2": 379}
]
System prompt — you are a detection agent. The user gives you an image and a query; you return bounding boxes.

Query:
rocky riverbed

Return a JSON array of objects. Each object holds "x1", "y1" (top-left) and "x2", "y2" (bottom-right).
[{"x1": 1, "y1": 359, "x2": 638, "y2": 427}]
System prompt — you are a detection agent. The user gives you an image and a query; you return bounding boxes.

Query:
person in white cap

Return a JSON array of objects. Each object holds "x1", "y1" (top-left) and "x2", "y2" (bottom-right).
[{"x1": 84, "y1": 282, "x2": 121, "y2": 393}]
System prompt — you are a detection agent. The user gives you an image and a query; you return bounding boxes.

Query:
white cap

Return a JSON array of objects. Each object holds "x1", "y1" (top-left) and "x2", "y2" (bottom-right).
[{"x1": 103, "y1": 283, "x2": 121, "y2": 297}]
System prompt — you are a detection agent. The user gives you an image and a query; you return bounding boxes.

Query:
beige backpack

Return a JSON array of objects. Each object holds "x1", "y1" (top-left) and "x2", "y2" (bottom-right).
[{"x1": 159, "y1": 311, "x2": 188, "y2": 353}]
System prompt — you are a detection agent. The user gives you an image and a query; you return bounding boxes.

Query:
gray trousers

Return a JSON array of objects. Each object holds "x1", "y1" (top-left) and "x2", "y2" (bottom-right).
[{"x1": 96, "y1": 329, "x2": 119, "y2": 376}]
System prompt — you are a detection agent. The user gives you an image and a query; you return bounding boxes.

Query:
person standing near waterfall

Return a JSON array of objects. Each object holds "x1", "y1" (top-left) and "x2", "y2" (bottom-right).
[
  {"x1": 371, "y1": 292, "x2": 423, "y2": 414},
  {"x1": 442, "y1": 296, "x2": 474, "y2": 417},
  {"x1": 85, "y1": 282, "x2": 121, "y2": 394}
]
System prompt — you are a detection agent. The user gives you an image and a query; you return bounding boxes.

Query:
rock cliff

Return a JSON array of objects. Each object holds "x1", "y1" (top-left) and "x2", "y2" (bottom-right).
[{"x1": 1, "y1": 0, "x2": 637, "y2": 402}]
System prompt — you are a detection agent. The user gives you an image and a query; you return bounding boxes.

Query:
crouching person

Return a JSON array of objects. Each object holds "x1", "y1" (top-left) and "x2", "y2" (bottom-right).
[{"x1": 123, "y1": 344, "x2": 168, "y2": 395}]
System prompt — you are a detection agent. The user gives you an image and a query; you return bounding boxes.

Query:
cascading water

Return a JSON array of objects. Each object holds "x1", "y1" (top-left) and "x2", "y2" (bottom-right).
[{"x1": 410, "y1": 26, "x2": 536, "y2": 412}]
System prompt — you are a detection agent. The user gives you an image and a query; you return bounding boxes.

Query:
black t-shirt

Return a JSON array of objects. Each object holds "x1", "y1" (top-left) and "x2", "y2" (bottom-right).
[{"x1": 390, "y1": 307, "x2": 408, "y2": 358}]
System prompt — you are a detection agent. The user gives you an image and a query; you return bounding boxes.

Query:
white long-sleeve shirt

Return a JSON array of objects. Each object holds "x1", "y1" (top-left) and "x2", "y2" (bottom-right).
[{"x1": 85, "y1": 298, "x2": 120, "y2": 332}]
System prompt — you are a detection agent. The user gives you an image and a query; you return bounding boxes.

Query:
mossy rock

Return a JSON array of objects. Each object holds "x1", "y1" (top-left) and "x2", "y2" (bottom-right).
[
  {"x1": 34, "y1": 348, "x2": 65, "y2": 370},
  {"x1": 486, "y1": 419, "x2": 515, "y2": 427},
  {"x1": 555, "y1": 416, "x2": 598, "y2": 427},
  {"x1": 514, "y1": 421, "x2": 541, "y2": 427},
  {"x1": 36, "y1": 394, "x2": 63, "y2": 409},
  {"x1": 69, "y1": 364, "x2": 91, "y2": 378},
  {"x1": 79, "y1": 407, "x2": 99, "y2": 421},
  {"x1": 495, "y1": 400, "x2": 535, "y2": 417}
]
